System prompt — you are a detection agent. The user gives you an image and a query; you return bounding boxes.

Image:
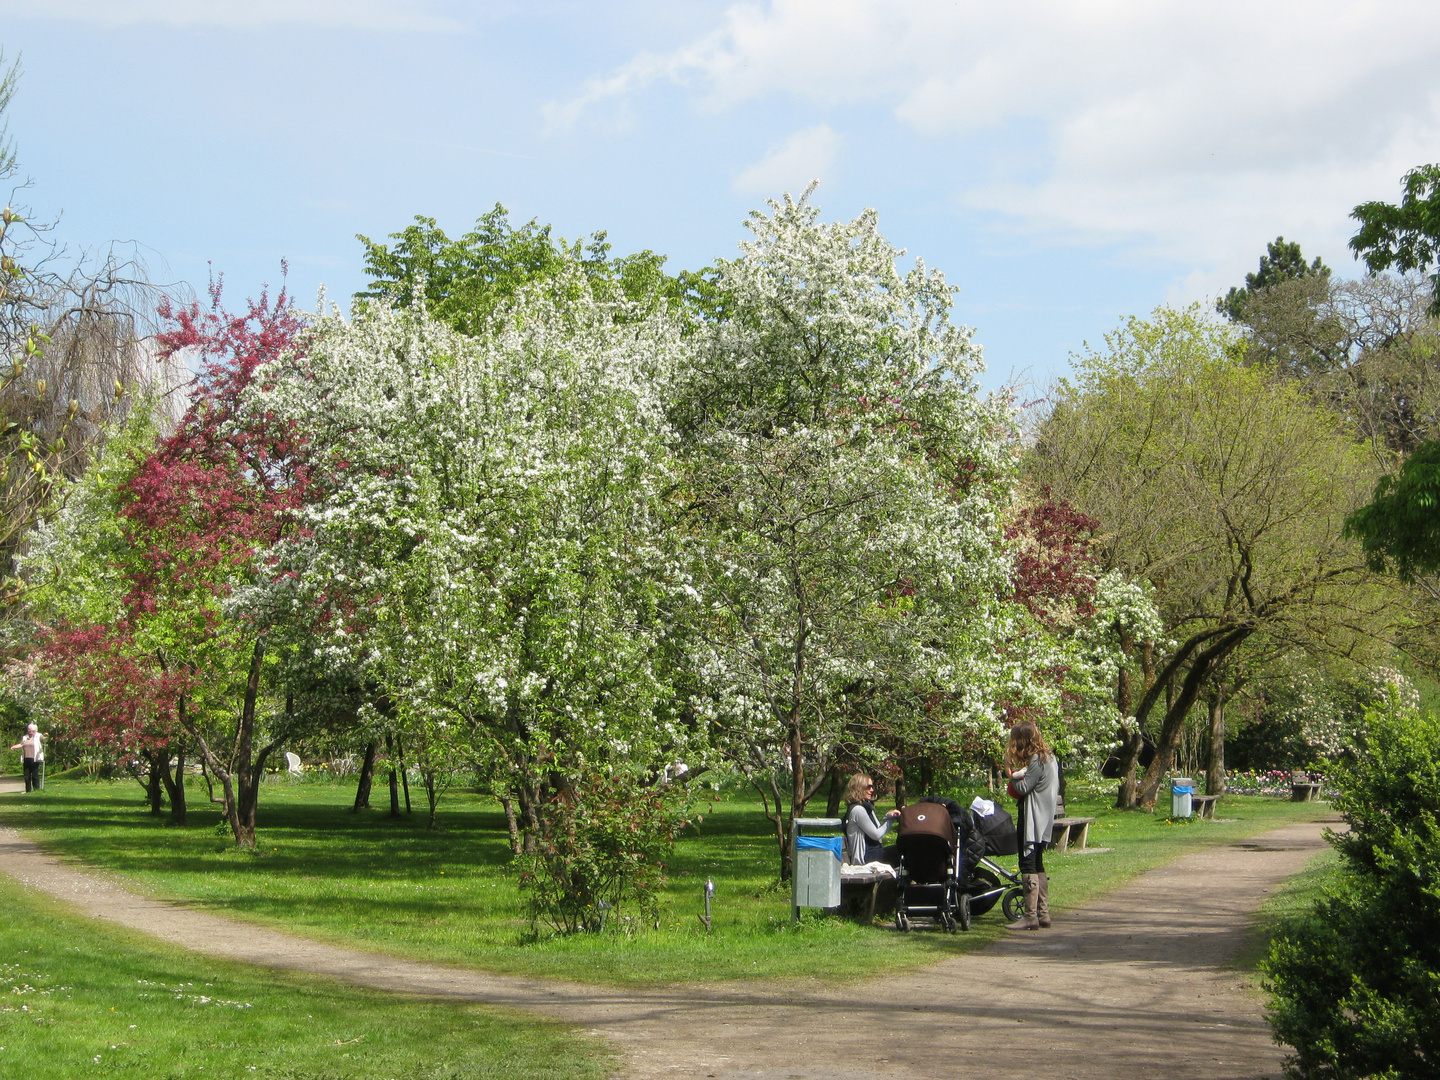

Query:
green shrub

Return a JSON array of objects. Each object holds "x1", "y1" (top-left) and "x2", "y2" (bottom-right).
[
  {"x1": 1264, "y1": 699, "x2": 1440, "y2": 1079},
  {"x1": 517, "y1": 771, "x2": 693, "y2": 936}
]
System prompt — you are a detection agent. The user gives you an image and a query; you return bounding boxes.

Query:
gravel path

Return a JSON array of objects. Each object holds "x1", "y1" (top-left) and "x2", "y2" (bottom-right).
[{"x1": 0, "y1": 792, "x2": 1330, "y2": 1080}]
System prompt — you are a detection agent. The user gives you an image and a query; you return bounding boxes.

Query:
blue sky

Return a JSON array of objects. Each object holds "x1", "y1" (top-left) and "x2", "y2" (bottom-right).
[{"x1": 4, "y1": 0, "x2": 1440, "y2": 391}]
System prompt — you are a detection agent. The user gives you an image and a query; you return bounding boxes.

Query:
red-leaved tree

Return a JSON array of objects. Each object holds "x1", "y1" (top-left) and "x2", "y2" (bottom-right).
[
  {"x1": 108, "y1": 278, "x2": 314, "y2": 846},
  {"x1": 41, "y1": 622, "x2": 193, "y2": 821}
]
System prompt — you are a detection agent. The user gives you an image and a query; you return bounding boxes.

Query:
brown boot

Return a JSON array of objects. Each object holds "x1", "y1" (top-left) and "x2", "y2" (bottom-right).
[
  {"x1": 1006, "y1": 874, "x2": 1039, "y2": 930},
  {"x1": 1037, "y1": 873, "x2": 1051, "y2": 928}
]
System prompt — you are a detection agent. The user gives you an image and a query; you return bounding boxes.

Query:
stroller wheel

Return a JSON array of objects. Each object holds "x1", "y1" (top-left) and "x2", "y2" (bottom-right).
[
  {"x1": 895, "y1": 909, "x2": 910, "y2": 933},
  {"x1": 958, "y1": 893, "x2": 972, "y2": 932},
  {"x1": 965, "y1": 867, "x2": 1003, "y2": 916},
  {"x1": 1001, "y1": 886, "x2": 1025, "y2": 923}
]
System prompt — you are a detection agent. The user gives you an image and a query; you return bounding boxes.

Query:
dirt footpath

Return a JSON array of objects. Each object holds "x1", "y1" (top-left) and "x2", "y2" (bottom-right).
[{"x1": 0, "y1": 805, "x2": 1331, "y2": 1080}]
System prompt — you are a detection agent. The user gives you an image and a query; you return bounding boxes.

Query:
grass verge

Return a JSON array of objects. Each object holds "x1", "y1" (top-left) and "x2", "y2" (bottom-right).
[
  {"x1": 1238, "y1": 842, "x2": 1345, "y2": 974},
  {"x1": 0, "y1": 873, "x2": 613, "y2": 1080},
  {"x1": 0, "y1": 777, "x2": 1333, "y2": 986}
]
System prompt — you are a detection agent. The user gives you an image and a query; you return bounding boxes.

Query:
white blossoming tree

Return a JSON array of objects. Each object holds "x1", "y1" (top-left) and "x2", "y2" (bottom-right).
[
  {"x1": 676, "y1": 190, "x2": 1017, "y2": 876},
  {"x1": 247, "y1": 276, "x2": 698, "y2": 924}
]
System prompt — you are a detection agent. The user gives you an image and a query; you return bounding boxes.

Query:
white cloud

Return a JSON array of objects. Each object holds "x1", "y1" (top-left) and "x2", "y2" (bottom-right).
[
  {"x1": 0, "y1": 0, "x2": 466, "y2": 32},
  {"x1": 732, "y1": 124, "x2": 839, "y2": 195},
  {"x1": 548, "y1": 0, "x2": 1440, "y2": 277}
]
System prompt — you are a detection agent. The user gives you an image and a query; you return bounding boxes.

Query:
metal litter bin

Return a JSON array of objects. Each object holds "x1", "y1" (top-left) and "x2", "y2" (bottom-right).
[
  {"x1": 792, "y1": 817, "x2": 843, "y2": 919},
  {"x1": 1170, "y1": 777, "x2": 1194, "y2": 818}
]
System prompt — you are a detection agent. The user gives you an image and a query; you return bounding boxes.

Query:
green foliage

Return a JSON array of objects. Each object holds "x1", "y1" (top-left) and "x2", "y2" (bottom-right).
[
  {"x1": 1351, "y1": 164, "x2": 1440, "y2": 317},
  {"x1": 517, "y1": 771, "x2": 693, "y2": 936},
  {"x1": 1033, "y1": 304, "x2": 1388, "y2": 805},
  {"x1": 355, "y1": 204, "x2": 677, "y2": 335},
  {"x1": 1264, "y1": 702, "x2": 1440, "y2": 1079},
  {"x1": 1344, "y1": 439, "x2": 1440, "y2": 582},
  {"x1": 1219, "y1": 236, "x2": 1330, "y2": 323}
]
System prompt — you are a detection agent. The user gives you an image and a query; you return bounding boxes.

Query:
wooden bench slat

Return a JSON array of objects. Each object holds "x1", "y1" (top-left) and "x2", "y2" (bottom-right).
[
  {"x1": 1051, "y1": 816, "x2": 1096, "y2": 853},
  {"x1": 1190, "y1": 794, "x2": 1221, "y2": 819}
]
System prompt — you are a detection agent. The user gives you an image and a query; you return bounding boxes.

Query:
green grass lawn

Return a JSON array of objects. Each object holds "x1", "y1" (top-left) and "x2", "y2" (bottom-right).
[
  {"x1": 0, "y1": 873, "x2": 613, "y2": 1080},
  {"x1": 1240, "y1": 843, "x2": 1345, "y2": 973},
  {"x1": 0, "y1": 776, "x2": 1333, "y2": 986}
]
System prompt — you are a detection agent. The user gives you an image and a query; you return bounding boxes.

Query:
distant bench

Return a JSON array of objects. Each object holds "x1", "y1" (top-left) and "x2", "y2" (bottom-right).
[
  {"x1": 1050, "y1": 817, "x2": 1096, "y2": 853},
  {"x1": 1191, "y1": 794, "x2": 1220, "y2": 819},
  {"x1": 1290, "y1": 782, "x2": 1322, "y2": 802}
]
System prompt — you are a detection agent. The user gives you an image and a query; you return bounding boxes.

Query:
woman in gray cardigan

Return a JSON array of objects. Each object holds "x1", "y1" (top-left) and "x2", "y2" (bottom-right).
[
  {"x1": 842, "y1": 774, "x2": 900, "y2": 865},
  {"x1": 1004, "y1": 721, "x2": 1059, "y2": 930}
]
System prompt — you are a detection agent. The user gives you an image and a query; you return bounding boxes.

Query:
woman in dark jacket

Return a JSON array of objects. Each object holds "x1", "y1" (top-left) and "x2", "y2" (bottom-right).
[{"x1": 1004, "y1": 721, "x2": 1059, "y2": 930}]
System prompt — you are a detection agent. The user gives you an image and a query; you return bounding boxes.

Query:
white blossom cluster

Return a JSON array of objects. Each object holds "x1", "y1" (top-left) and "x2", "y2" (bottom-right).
[
  {"x1": 233, "y1": 193, "x2": 1137, "y2": 816},
  {"x1": 245, "y1": 273, "x2": 695, "y2": 788}
]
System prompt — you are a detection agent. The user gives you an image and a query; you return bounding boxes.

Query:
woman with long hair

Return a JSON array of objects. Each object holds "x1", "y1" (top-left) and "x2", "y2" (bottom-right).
[
  {"x1": 1004, "y1": 721, "x2": 1060, "y2": 929},
  {"x1": 842, "y1": 773, "x2": 900, "y2": 865}
]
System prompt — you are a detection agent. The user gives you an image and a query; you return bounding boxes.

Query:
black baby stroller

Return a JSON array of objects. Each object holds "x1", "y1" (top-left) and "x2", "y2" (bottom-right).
[
  {"x1": 962, "y1": 801, "x2": 1029, "y2": 922},
  {"x1": 893, "y1": 802, "x2": 967, "y2": 932},
  {"x1": 892, "y1": 794, "x2": 1031, "y2": 933}
]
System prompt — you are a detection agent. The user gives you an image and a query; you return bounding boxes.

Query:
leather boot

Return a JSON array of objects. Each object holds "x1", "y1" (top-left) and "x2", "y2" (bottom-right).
[
  {"x1": 1005, "y1": 874, "x2": 1040, "y2": 930},
  {"x1": 1037, "y1": 873, "x2": 1051, "y2": 928}
]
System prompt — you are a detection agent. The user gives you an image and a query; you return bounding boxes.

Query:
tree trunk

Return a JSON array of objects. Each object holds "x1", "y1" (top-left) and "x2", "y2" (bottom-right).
[
  {"x1": 423, "y1": 769, "x2": 439, "y2": 829},
  {"x1": 1207, "y1": 693, "x2": 1227, "y2": 797},
  {"x1": 385, "y1": 733, "x2": 401, "y2": 818},
  {"x1": 396, "y1": 735, "x2": 412, "y2": 814},
  {"x1": 824, "y1": 765, "x2": 843, "y2": 818},
  {"x1": 228, "y1": 639, "x2": 266, "y2": 849},
  {"x1": 918, "y1": 757, "x2": 934, "y2": 797},
  {"x1": 779, "y1": 611, "x2": 810, "y2": 884},
  {"x1": 160, "y1": 742, "x2": 188, "y2": 825},
  {"x1": 1114, "y1": 723, "x2": 1145, "y2": 808},
  {"x1": 1113, "y1": 634, "x2": 1149, "y2": 808},
  {"x1": 501, "y1": 795, "x2": 521, "y2": 855},
  {"x1": 776, "y1": 806, "x2": 793, "y2": 883},
  {"x1": 144, "y1": 749, "x2": 165, "y2": 814},
  {"x1": 518, "y1": 777, "x2": 540, "y2": 853},
  {"x1": 1135, "y1": 629, "x2": 1249, "y2": 807},
  {"x1": 352, "y1": 740, "x2": 378, "y2": 812},
  {"x1": 894, "y1": 772, "x2": 908, "y2": 811}
]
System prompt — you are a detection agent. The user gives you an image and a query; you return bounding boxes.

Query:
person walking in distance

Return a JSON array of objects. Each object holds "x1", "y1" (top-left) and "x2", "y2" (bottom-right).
[
  {"x1": 1004, "y1": 721, "x2": 1059, "y2": 930},
  {"x1": 10, "y1": 723, "x2": 44, "y2": 793}
]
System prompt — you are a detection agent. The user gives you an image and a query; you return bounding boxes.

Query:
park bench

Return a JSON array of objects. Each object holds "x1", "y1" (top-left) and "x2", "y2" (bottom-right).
[
  {"x1": 1050, "y1": 816, "x2": 1096, "y2": 853},
  {"x1": 840, "y1": 867, "x2": 896, "y2": 922},
  {"x1": 1190, "y1": 794, "x2": 1220, "y2": 819},
  {"x1": 1290, "y1": 781, "x2": 1322, "y2": 802}
]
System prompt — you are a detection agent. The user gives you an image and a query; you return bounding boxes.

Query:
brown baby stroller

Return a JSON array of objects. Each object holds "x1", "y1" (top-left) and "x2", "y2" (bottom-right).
[{"x1": 893, "y1": 802, "x2": 967, "y2": 932}]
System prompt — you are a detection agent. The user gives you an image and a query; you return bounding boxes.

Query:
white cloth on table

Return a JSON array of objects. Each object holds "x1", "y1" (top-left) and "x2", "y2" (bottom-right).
[{"x1": 840, "y1": 861, "x2": 896, "y2": 879}]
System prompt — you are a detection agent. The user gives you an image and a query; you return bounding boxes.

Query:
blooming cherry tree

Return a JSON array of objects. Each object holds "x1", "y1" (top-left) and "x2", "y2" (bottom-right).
[{"x1": 249, "y1": 274, "x2": 695, "y2": 858}]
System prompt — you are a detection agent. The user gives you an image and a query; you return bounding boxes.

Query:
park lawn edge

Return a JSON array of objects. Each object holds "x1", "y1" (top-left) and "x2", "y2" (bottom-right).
[
  {"x1": 0, "y1": 783, "x2": 1338, "y2": 988},
  {"x1": 0, "y1": 869, "x2": 618, "y2": 1080}
]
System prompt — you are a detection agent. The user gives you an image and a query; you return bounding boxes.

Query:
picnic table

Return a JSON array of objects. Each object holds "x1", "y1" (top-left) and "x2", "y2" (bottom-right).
[{"x1": 1290, "y1": 781, "x2": 1322, "y2": 802}]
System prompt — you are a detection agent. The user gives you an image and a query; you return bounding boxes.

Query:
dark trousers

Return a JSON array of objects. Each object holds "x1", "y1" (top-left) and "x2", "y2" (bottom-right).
[
  {"x1": 1016, "y1": 797, "x2": 1047, "y2": 874},
  {"x1": 22, "y1": 758, "x2": 39, "y2": 792},
  {"x1": 863, "y1": 842, "x2": 899, "y2": 866}
]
